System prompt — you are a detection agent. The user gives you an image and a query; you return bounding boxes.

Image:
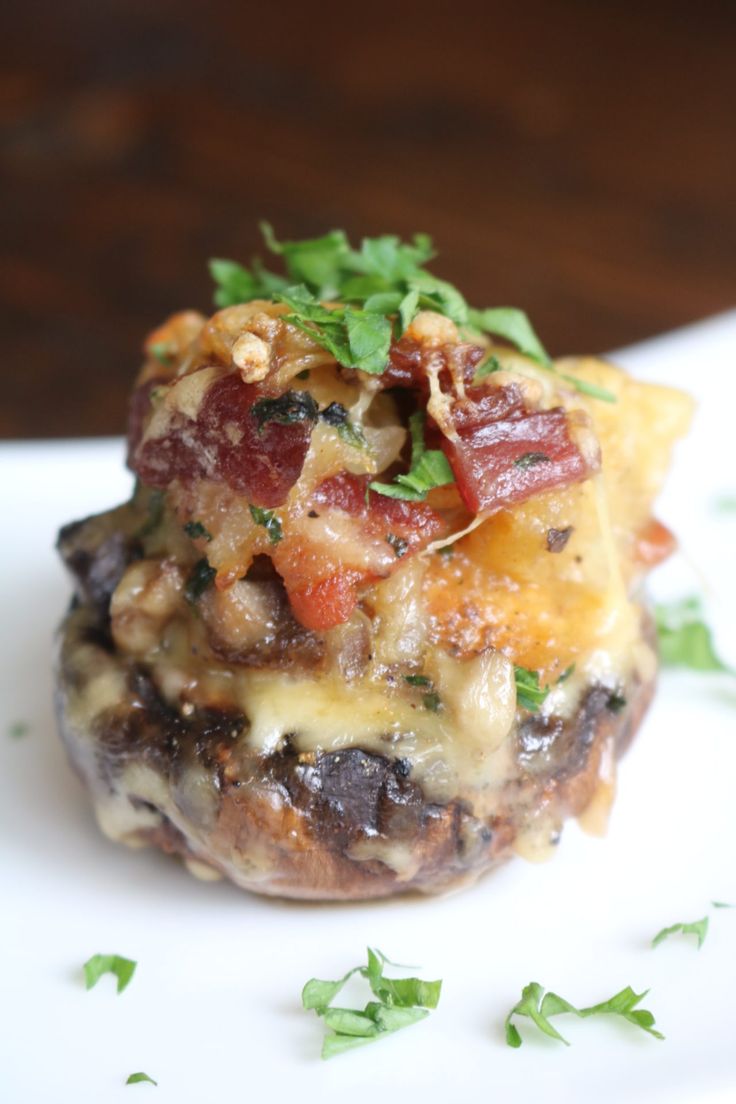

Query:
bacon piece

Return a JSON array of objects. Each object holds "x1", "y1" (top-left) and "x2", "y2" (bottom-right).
[
  {"x1": 382, "y1": 337, "x2": 424, "y2": 388},
  {"x1": 379, "y1": 337, "x2": 485, "y2": 390},
  {"x1": 311, "y1": 472, "x2": 446, "y2": 548},
  {"x1": 273, "y1": 473, "x2": 447, "y2": 631},
  {"x1": 441, "y1": 384, "x2": 597, "y2": 515},
  {"x1": 132, "y1": 373, "x2": 312, "y2": 508}
]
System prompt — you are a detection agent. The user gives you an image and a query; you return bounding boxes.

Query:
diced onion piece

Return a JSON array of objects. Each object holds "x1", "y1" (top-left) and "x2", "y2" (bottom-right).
[{"x1": 430, "y1": 649, "x2": 516, "y2": 755}]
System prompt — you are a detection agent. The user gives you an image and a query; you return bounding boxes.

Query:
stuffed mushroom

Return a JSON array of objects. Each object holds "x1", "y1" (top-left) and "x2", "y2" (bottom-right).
[{"x1": 55, "y1": 228, "x2": 692, "y2": 899}]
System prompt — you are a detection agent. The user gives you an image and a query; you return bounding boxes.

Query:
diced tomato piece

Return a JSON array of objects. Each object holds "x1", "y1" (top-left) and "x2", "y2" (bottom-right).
[
  {"x1": 131, "y1": 372, "x2": 312, "y2": 508},
  {"x1": 442, "y1": 384, "x2": 597, "y2": 514},
  {"x1": 286, "y1": 570, "x2": 364, "y2": 631}
]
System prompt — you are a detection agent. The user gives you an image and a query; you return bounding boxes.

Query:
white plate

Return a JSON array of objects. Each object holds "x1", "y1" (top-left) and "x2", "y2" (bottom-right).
[{"x1": 3, "y1": 314, "x2": 736, "y2": 1104}]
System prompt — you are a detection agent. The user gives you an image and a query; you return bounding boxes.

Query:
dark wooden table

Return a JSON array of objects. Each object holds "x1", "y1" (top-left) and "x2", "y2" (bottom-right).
[{"x1": 2, "y1": 0, "x2": 734, "y2": 438}]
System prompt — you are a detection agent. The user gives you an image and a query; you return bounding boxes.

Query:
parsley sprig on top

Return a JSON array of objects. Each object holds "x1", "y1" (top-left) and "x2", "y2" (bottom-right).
[{"x1": 209, "y1": 224, "x2": 614, "y2": 399}]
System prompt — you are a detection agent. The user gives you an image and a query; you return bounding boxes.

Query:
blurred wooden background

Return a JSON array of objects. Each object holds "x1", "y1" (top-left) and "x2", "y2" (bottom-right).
[{"x1": 1, "y1": 0, "x2": 734, "y2": 438}]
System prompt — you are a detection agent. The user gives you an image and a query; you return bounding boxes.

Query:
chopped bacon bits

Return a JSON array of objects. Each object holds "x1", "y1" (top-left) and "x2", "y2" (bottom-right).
[
  {"x1": 272, "y1": 473, "x2": 448, "y2": 630},
  {"x1": 132, "y1": 372, "x2": 312, "y2": 508},
  {"x1": 128, "y1": 316, "x2": 604, "y2": 635},
  {"x1": 380, "y1": 337, "x2": 485, "y2": 391},
  {"x1": 312, "y1": 472, "x2": 446, "y2": 549},
  {"x1": 441, "y1": 384, "x2": 598, "y2": 515},
  {"x1": 381, "y1": 337, "x2": 424, "y2": 388}
]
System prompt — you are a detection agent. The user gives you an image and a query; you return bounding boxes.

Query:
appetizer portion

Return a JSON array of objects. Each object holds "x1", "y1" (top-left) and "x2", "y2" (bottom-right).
[{"x1": 55, "y1": 228, "x2": 692, "y2": 898}]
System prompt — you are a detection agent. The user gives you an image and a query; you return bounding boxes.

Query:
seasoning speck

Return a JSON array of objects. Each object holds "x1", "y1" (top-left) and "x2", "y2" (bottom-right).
[{"x1": 546, "y1": 526, "x2": 573, "y2": 553}]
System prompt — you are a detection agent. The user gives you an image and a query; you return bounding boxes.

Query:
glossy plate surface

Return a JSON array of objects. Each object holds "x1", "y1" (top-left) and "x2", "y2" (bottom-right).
[{"x1": 2, "y1": 313, "x2": 735, "y2": 1103}]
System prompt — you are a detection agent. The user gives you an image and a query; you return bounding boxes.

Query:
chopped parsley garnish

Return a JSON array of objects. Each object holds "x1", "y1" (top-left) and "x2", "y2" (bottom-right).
[
  {"x1": 652, "y1": 917, "x2": 709, "y2": 950},
  {"x1": 320, "y1": 401, "x2": 368, "y2": 449},
  {"x1": 260, "y1": 224, "x2": 435, "y2": 305},
  {"x1": 404, "y1": 674, "x2": 432, "y2": 687},
  {"x1": 320, "y1": 401, "x2": 350, "y2": 427},
  {"x1": 183, "y1": 520, "x2": 212, "y2": 542},
  {"x1": 422, "y1": 691, "x2": 442, "y2": 713},
  {"x1": 342, "y1": 232, "x2": 436, "y2": 297},
  {"x1": 336, "y1": 421, "x2": 368, "y2": 450},
  {"x1": 149, "y1": 342, "x2": 174, "y2": 365},
  {"x1": 126, "y1": 1073, "x2": 157, "y2": 1087},
  {"x1": 249, "y1": 504, "x2": 283, "y2": 545},
  {"x1": 8, "y1": 721, "x2": 28, "y2": 739},
  {"x1": 514, "y1": 666, "x2": 550, "y2": 712},
  {"x1": 261, "y1": 223, "x2": 353, "y2": 299},
  {"x1": 386, "y1": 533, "x2": 408, "y2": 558},
  {"x1": 514, "y1": 451, "x2": 551, "y2": 469},
  {"x1": 251, "y1": 392, "x2": 367, "y2": 448},
  {"x1": 251, "y1": 389, "x2": 319, "y2": 430},
  {"x1": 302, "y1": 947, "x2": 441, "y2": 1059},
  {"x1": 370, "y1": 411, "x2": 455, "y2": 501},
  {"x1": 209, "y1": 225, "x2": 614, "y2": 399},
  {"x1": 505, "y1": 982, "x2": 664, "y2": 1047},
  {"x1": 83, "y1": 954, "x2": 137, "y2": 994},
  {"x1": 655, "y1": 596, "x2": 733, "y2": 674},
  {"x1": 136, "y1": 489, "x2": 165, "y2": 539},
  {"x1": 184, "y1": 558, "x2": 216, "y2": 604},
  {"x1": 402, "y1": 672, "x2": 442, "y2": 711},
  {"x1": 467, "y1": 307, "x2": 551, "y2": 367},
  {"x1": 557, "y1": 664, "x2": 575, "y2": 683},
  {"x1": 473, "y1": 354, "x2": 502, "y2": 381},
  {"x1": 712, "y1": 901, "x2": 734, "y2": 909},
  {"x1": 276, "y1": 285, "x2": 394, "y2": 375},
  {"x1": 559, "y1": 373, "x2": 617, "y2": 404},
  {"x1": 209, "y1": 257, "x2": 288, "y2": 308}
]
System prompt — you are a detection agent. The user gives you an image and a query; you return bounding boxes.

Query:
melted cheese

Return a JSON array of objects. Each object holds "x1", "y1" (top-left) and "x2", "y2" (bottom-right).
[
  {"x1": 424, "y1": 357, "x2": 692, "y2": 685},
  {"x1": 109, "y1": 629, "x2": 517, "y2": 807},
  {"x1": 164, "y1": 366, "x2": 224, "y2": 421},
  {"x1": 577, "y1": 736, "x2": 618, "y2": 838},
  {"x1": 370, "y1": 559, "x2": 428, "y2": 666}
]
